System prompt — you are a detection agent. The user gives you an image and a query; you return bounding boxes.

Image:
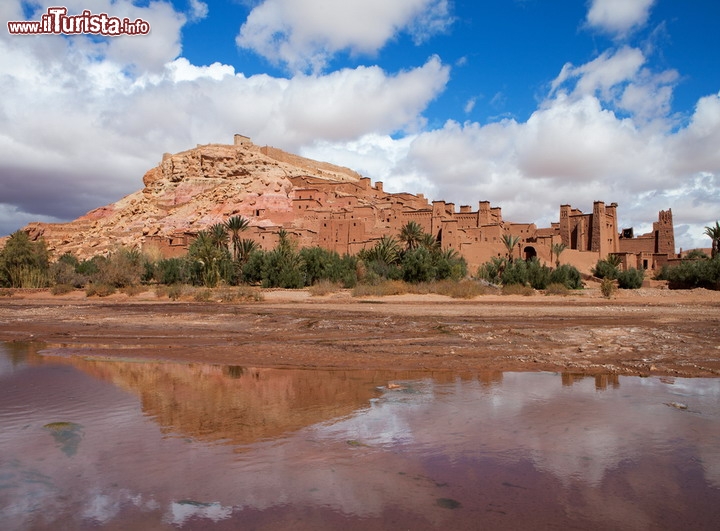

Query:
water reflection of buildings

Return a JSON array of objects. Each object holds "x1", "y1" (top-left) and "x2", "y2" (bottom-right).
[
  {"x1": 561, "y1": 372, "x2": 620, "y2": 390},
  {"x1": 53, "y1": 355, "x2": 476, "y2": 447},
  {"x1": 30, "y1": 350, "x2": 508, "y2": 446}
]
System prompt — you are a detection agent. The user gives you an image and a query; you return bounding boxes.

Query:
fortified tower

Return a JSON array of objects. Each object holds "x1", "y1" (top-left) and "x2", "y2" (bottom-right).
[
  {"x1": 656, "y1": 209, "x2": 675, "y2": 254},
  {"x1": 559, "y1": 204, "x2": 571, "y2": 247}
]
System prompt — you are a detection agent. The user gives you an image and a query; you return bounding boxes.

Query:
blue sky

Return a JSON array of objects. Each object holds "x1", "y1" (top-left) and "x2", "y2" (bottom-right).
[{"x1": 1, "y1": 0, "x2": 719, "y2": 251}]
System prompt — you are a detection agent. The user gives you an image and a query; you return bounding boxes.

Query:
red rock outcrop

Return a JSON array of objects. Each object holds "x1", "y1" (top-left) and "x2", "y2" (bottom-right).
[{"x1": 16, "y1": 137, "x2": 363, "y2": 259}]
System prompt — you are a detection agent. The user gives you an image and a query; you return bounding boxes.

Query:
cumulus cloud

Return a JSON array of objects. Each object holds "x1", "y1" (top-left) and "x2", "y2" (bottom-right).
[
  {"x1": 1, "y1": 0, "x2": 718, "y2": 253},
  {"x1": 236, "y1": 0, "x2": 453, "y2": 72},
  {"x1": 551, "y1": 46, "x2": 678, "y2": 124},
  {"x1": 306, "y1": 60, "x2": 719, "y2": 250},
  {"x1": 586, "y1": 0, "x2": 655, "y2": 37},
  {"x1": 188, "y1": 0, "x2": 209, "y2": 22},
  {"x1": 0, "y1": 0, "x2": 449, "y2": 236}
]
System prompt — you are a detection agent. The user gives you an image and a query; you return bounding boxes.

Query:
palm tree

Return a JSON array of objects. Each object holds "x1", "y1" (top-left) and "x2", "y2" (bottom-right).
[
  {"x1": 399, "y1": 221, "x2": 424, "y2": 251},
  {"x1": 418, "y1": 232, "x2": 440, "y2": 252},
  {"x1": 704, "y1": 221, "x2": 720, "y2": 259},
  {"x1": 189, "y1": 231, "x2": 223, "y2": 287},
  {"x1": 367, "y1": 235, "x2": 401, "y2": 265},
  {"x1": 209, "y1": 223, "x2": 229, "y2": 251},
  {"x1": 607, "y1": 253, "x2": 623, "y2": 268},
  {"x1": 551, "y1": 242, "x2": 567, "y2": 268},
  {"x1": 225, "y1": 215, "x2": 250, "y2": 262},
  {"x1": 236, "y1": 239, "x2": 258, "y2": 266},
  {"x1": 501, "y1": 234, "x2": 521, "y2": 262}
]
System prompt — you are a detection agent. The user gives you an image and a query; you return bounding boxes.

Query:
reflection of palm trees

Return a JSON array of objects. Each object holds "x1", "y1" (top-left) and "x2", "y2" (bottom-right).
[{"x1": 704, "y1": 221, "x2": 720, "y2": 258}]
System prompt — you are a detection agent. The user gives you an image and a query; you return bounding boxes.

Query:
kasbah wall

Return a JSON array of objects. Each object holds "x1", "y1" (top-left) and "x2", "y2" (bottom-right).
[{"x1": 146, "y1": 136, "x2": 678, "y2": 275}]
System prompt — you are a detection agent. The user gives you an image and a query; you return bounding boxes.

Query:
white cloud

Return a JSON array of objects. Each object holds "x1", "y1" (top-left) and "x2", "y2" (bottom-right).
[
  {"x1": 0, "y1": 0, "x2": 718, "y2": 254},
  {"x1": 236, "y1": 0, "x2": 453, "y2": 72},
  {"x1": 586, "y1": 0, "x2": 655, "y2": 37},
  {"x1": 0, "y1": 0, "x2": 449, "y2": 236},
  {"x1": 188, "y1": 0, "x2": 209, "y2": 22}
]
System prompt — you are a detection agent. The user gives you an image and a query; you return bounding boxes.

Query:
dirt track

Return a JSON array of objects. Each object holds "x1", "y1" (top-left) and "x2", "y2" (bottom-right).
[{"x1": 1, "y1": 287, "x2": 720, "y2": 377}]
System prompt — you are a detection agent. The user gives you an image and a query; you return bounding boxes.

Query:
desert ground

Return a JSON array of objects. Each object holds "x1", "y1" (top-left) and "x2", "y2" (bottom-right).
[{"x1": 1, "y1": 285, "x2": 719, "y2": 378}]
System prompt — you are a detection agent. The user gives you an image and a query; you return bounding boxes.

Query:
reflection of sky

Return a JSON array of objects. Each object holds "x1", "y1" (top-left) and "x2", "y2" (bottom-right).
[
  {"x1": 1, "y1": 344, "x2": 719, "y2": 530},
  {"x1": 313, "y1": 374, "x2": 720, "y2": 489}
]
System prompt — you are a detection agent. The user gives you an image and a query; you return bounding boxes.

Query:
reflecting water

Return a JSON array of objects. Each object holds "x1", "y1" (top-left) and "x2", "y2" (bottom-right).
[{"x1": 1, "y1": 342, "x2": 719, "y2": 530}]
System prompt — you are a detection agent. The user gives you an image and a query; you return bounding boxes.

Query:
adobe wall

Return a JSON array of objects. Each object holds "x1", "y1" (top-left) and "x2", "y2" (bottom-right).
[{"x1": 138, "y1": 163, "x2": 676, "y2": 276}]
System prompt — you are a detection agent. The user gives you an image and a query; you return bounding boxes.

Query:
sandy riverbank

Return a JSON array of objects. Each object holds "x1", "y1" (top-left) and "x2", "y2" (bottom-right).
[{"x1": 1, "y1": 286, "x2": 719, "y2": 377}]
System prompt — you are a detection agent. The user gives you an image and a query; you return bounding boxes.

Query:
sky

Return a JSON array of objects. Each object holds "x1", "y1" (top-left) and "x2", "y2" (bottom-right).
[{"x1": 1, "y1": 0, "x2": 719, "y2": 251}]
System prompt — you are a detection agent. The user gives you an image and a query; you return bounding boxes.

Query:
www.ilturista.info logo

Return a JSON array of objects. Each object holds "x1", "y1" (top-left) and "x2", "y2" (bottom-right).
[{"x1": 7, "y1": 6, "x2": 150, "y2": 36}]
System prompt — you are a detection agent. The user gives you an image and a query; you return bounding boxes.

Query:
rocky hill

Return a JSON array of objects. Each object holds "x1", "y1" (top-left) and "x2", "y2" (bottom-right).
[{"x1": 12, "y1": 136, "x2": 363, "y2": 259}]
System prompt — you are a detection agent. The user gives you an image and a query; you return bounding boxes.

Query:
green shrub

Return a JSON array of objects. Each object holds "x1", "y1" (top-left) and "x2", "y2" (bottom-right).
[
  {"x1": 85, "y1": 283, "x2": 116, "y2": 297},
  {"x1": 431, "y1": 279, "x2": 493, "y2": 298},
  {"x1": 401, "y1": 247, "x2": 437, "y2": 283},
  {"x1": 476, "y1": 257, "x2": 506, "y2": 285},
  {"x1": 91, "y1": 248, "x2": 144, "y2": 288},
  {"x1": 193, "y1": 288, "x2": 213, "y2": 302},
  {"x1": 235, "y1": 285, "x2": 264, "y2": 301},
  {"x1": 653, "y1": 264, "x2": 670, "y2": 280},
  {"x1": 666, "y1": 256, "x2": 720, "y2": 290},
  {"x1": 50, "y1": 260, "x2": 88, "y2": 288},
  {"x1": 593, "y1": 259, "x2": 620, "y2": 280},
  {"x1": 309, "y1": 279, "x2": 343, "y2": 296},
  {"x1": 0, "y1": 231, "x2": 50, "y2": 288},
  {"x1": 154, "y1": 258, "x2": 193, "y2": 285},
  {"x1": 525, "y1": 258, "x2": 551, "y2": 289},
  {"x1": 352, "y1": 280, "x2": 408, "y2": 297},
  {"x1": 50, "y1": 283, "x2": 75, "y2": 295},
  {"x1": 121, "y1": 284, "x2": 145, "y2": 297},
  {"x1": 501, "y1": 259, "x2": 528, "y2": 286},
  {"x1": 501, "y1": 283, "x2": 534, "y2": 296},
  {"x1": 549, "y1": 264, "x2": 583, "y2": 289},
  {"x1": 617, "y1": 268, "x2": 644, "y2": 289},
  {"x1": 545, "y1": 283, "x2": 570, "y2": 296},
  {"x1": 600, "y1": 278, "x2": 616, "y2": 298}
]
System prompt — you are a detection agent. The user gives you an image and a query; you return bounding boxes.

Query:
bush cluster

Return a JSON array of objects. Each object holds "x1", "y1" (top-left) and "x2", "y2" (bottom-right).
[
  {"x1": 663, "y1": 256, "x2": 720, "y2": 290},
  {"x1": 476, "y1": 257, "x2": 582, "y2": 291},
  {"x1": 4, "y1": 219, "x2": 716, "y2": 296}
]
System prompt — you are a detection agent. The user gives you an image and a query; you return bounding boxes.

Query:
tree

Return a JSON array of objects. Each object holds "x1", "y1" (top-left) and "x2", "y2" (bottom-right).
[
  {"x1": 501, "y1": 234, "x2": 521, "y2": 262},
  {"x1": 399, "y1": 221, "x2": 424, "y2": 251},
  {"x1": 189, "y1": 231, "x2": 228, "y2": 287},
  {"x1": 418, "y1": 232, "x2": 440, "y2": 251},
  {"x1": 617, "y1": 267, "x2": 644, "y2": 289},
  {"x1": 704, "y1": 221, "x2": 720, "y2": 259},
  {"x1": 0, "y1": 230, "x2": 49, "y2": 288},
  {"x1": 262, "y1": 230, "x2": 304, "y2": 288},
  {"x1": 592, "y1": 254, "x2": 621, "y2": 280},
  {"x1": 209, "y1": 223, "x2": 229, "y2": 251},
  {"x1": 236, "y1": 238, "x2": 258, "y2": 266},
  {"x1": 363, "y1": 235, "x2": 401, "y2": 266},
  {"x1": 401, "y1": 246, "x2": 437, "y2": 283},
  {"x1": 225, "y1": 215, "x2": 250, "y2": 262},
  {"x1": 551, "y1": 242, "x2": 567, "y2": 268}
]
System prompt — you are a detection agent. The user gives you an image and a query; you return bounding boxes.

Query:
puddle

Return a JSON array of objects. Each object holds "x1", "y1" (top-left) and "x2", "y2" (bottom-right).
[{"x1": 0, "y1": 341, "x2": 719, "y2": 530}]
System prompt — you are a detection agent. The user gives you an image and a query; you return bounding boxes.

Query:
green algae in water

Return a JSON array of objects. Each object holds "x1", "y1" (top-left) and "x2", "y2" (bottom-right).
[{"x1": 43, "y1": 422, "x2": 84, "y2": 457}]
